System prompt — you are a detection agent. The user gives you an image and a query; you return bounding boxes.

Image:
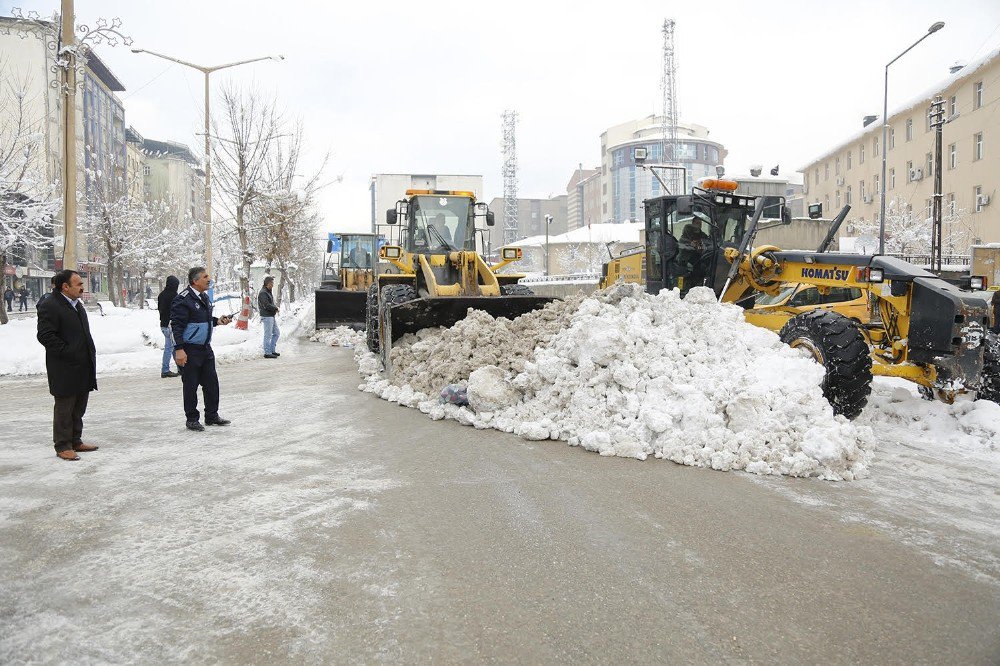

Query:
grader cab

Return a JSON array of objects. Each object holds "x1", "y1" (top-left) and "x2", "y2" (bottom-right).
[
  {"x1": 600, "y1": 179, "x2": 997, "y2": 418},
  {"x1": 367, "y1": 189, "x2": 554, "y2": 373}
]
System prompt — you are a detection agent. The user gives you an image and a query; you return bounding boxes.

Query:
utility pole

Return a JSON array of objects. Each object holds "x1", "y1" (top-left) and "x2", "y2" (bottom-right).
[
  {"x1": 60, "y1": 0, "x2": 78, "y2": 270},
  {"x1": 660, "y1": 19, "x2": 680, "y2": 195},
  {"x1": 544, "y1": 214, "x2": 553, "y2": 275},
  {"x1": 929, "y1": 96, "x2": 945, "y2": 272},
  {"x1": 501, "y1": 110, "x2": 519, "y2": 245}
]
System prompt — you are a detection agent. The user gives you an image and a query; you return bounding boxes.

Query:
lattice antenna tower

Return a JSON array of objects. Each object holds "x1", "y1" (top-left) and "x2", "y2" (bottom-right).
[
  {"x1": 501, "y1": 110, "x2": 519, "y2": 244},
  {"x1": 660, "y1": 19, "x2": 680, "y2": 193}
]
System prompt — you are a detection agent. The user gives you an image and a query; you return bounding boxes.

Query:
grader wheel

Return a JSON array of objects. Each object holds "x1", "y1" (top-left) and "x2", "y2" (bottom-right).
[
  {"x1": 365, "y1": 283, "x2": 380, "y2": 353},
  {"x1": 500, "y1": 284, "x2": 535, "y2": 296},
  {"x1": 975, "y1": 334, "x2": 1000, "y2": 404},
  {"x1": 779, "y1": 310, "x2": 873, "y2": 419}
]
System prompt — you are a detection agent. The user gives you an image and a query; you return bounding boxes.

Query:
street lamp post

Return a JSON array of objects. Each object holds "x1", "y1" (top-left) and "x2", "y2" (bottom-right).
[
  {"x1": 878, "y1": 21, "x2": 944, "y2": 254},
  {"x1": 130, "y1": 49, "x2": 283, "y2": 275},
  {"x1": 544, "y1": 214, "x2": 553, "y2": 275}
]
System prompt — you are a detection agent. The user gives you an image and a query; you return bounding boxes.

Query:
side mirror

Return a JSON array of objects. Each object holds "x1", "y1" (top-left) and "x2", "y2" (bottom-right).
[
  {"x1": 808, "y1": 202, "x2": 823, "y2": 219},
  {"x1": 676, "y1": 196, "x2": 692, "y2": 214},
  {"x1": 326, "y1": 240, "x2": 333, "y2": 253},
  {"x1": 781, "y1": 206, "x2": 792, "y2": 226},
  {"x1": 486, "y1": 211, "x2": 495, "y2": 227},
  {"x1": 386, "y1": 209, "x2": 397, "y2": 225}
]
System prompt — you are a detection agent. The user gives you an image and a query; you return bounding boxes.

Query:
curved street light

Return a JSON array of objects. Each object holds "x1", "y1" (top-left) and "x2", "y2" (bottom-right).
[{"x1": 878, "y1": 21, "x2": 944, "y2": 254}]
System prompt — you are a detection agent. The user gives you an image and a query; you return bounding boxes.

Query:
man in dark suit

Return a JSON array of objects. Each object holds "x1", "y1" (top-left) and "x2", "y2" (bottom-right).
[{"x1": 36, "y1": 270, "x2": 98, "y2": 461}]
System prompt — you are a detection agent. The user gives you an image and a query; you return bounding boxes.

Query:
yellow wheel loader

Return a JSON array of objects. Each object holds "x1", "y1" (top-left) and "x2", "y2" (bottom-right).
[
  {"x1": 314, "y1": 233, "x2": 379, "y2": 329},
  {"x1": 600, "y1": 178, "x2": 997, "y2": 418},
  {"x1": 367, "y1": 189, "x2": 554, "y2": 374}
]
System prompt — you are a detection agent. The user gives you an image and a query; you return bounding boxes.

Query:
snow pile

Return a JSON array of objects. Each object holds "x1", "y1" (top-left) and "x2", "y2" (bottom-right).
[
  {"x1": 358, "y1": 283, "x2": 875, "y2": 480},
  {"x1": 310, "y1": 326, "x2": 364, "y2": 348}
]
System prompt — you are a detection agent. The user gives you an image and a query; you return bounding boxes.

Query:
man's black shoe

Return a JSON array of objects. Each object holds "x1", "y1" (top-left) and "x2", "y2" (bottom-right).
[
  {"x1": 264, "y1": 354, "x2": 277, "y2": 359},
  {"x1": 205, "y1": 417, "x2": 231, "y2": 426},
  {"x1": 186, "y1": 420, "x2": 205, "y2": 431},
  {"x1": 273, "y1": 352, "x2": 280, "y2": 356},
  {"x1": 161, "y1": 371, "x2": 179, "y2": 378}
]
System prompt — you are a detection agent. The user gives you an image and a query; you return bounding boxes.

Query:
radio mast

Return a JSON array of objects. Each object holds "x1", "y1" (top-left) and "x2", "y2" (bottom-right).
[{"x1": 501, "y1": 110, "x2": 519, "y2": 244}]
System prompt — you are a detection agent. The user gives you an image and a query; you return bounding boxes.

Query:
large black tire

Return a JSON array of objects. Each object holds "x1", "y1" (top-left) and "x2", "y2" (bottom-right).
[
  {"x1": 500, "y1": 284, "x2": 535, "y2": 296},
  {"x1": 365, "y1": 283, "x2": 380, "y2": 353},
  {"x1": 378, "y1": 284, "x2": 419, "y2": 350},
  {"x1": 975, "y1": 333, "x2": 1000, "y2": 403},
  {"x1": 779, "y1": 310, "x2": 873, "y2": 419}
]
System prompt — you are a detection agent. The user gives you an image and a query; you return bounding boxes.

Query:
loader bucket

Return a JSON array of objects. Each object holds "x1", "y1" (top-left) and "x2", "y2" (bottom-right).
[
  {"x1": 315, "y1": 288, "x2": 367, "y2": 329},
  {"x1": 386, "y1": 296, "x2": 556, "y2": 343}
]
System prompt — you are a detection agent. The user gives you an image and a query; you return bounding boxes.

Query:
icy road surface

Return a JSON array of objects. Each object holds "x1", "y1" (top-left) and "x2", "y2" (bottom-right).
[{"x1": 1, "y1": 339, "x2": 997, "y2": 663}]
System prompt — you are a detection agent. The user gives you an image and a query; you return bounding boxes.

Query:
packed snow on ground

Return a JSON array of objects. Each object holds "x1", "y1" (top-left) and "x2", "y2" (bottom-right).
[
  {"x1": 349, "y1": 283, "x2": 880, "y2": 481},
  {"x1": 309, "y1": 325, "x2": 364, "y2": 348},
  {"x1": 0, "y1": 301, "x2": 312, "y2": 377}
]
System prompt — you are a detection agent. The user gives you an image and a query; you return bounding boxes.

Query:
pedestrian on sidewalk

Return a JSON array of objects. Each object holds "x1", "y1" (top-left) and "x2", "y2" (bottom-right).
[
  {"x1": 258, "y1": 275, "x2": 280, "y2": 359},
  {"x1": 35, "y1": 270, "x2": 99, "y2": 461},
  {"x1": 171, "y1": 267, "x2": 233, "y2": 431},
  {"x1": 18, "y1": 288, "x2": 28, "y2": 311},
  {"x1": 3, "y1": 287, "x2": 13, "y2": 311},
  {"x1": 157, "y1": 275, "x2": 180, "y2": 378}
]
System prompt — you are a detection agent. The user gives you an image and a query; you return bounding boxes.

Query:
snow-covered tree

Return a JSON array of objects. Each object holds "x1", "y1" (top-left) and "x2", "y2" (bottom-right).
[
  {"x1": 0, "y1": 63, "x2": 59, "y2": 325},
  {"x1": 850, "y1": 199, "x2": 973, "y2": 257}
]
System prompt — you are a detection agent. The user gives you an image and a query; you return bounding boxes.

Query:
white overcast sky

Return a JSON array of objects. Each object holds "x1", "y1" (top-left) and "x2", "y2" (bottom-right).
[{"x1": 5, "y1": 0, "x2": 1000, "y2": 233}]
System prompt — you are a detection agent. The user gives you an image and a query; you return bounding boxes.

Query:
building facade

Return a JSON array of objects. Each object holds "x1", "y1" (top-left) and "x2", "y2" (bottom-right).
[
  {"x1": 800, "y1": 49, "x2": 999, "y2": 251},
  {"x1": 600, "y1": 115, "x2": 727, "y2": 223},
  {"x1": 140, "y1": 137, "x2": 205, "y2": 227},
  {"x1": 565, "y1": 166, "x2": 601, "y2": 232},
  {"x1": 485, "y1": 195, "x2": 568, "y2": 254}
]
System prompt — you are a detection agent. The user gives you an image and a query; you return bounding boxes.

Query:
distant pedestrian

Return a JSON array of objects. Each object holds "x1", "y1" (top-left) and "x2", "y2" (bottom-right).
[
  {"x1": 18, "y1": 288, "x2": 28, "y2": 311},
  {"x1": 258, "y1": 275, "x2": 280, "y2": 359},
  {"x1": 36, "y1": 277, "x2": 57, "y2": 309},
  {"x1": 146, "y1": 285, "x2": 152, "y2": 299},
  {"x1": 3, "y1": 287, "x2": 12, "y2": 311},
  {"x1": 170, "y1": 267, "x2": 233, "y2": 431},
  {"x1": 157, "y1": 275, "x2": 181, "y2": 378},
  {"x1": 36, "y1": 270, "x2": 99, "y2": 461}
]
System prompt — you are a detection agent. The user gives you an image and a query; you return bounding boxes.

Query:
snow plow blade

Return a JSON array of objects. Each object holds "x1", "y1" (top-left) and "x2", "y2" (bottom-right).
[
  {"x1": 315, "y1": 289, "x2": 366, "y2": 330},
  {"x1": 387, "y1": 296, "x2": 555, "y2": 343}
]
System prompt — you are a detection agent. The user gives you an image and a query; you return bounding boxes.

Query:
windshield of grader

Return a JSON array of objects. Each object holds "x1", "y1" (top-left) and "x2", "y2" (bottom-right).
[
  {"x1": 408, "y1": 196, "x2": 475, "y2": 253},
  {"x1": 647, "y1": 197, "x2": 751, "y2": 289}
]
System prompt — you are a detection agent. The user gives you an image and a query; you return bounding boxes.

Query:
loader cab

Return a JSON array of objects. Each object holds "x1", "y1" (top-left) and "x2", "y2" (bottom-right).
[
  {"x1": 644, "y1": 184, "x2": 757, "y2": 296},
  {"x1": 387, "y1": 190, "x2": 491, "y2": 255}
]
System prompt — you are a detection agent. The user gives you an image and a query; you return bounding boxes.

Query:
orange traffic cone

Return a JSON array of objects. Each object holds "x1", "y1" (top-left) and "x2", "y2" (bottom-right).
[{"x1": 235, "y1": 294, "x2": 251, "y2": 330}]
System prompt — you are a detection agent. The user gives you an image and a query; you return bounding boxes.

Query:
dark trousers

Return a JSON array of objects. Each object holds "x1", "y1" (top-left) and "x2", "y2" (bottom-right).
[
  {"x1": 181, "y1": 346, "x2": 220, "y2": 422},
  {"x1": 53, "y1": 391, "x2": 90, "y2": 452}
]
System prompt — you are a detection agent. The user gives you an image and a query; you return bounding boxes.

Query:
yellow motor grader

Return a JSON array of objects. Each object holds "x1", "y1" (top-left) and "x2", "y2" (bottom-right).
[
  {"x1": 367, "y1": 189, "x2": 554, "y2": 373},
  {"x1": 600, "y1": 178, "x2": 997, "y2": 418}
]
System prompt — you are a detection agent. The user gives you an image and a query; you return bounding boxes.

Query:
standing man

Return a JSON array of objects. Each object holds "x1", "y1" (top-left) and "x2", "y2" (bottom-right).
[
  {"x1": 18, "y1": 287, "x2": 28, "y2": 312},
  {"x1": 3, "y1": 286, "x2": 13, "y2": 311},
  {"x1": 36, "y1": 270, "x2": 98, "y2": 461},
  {"x1": 157, "y1": 275, "x2": 180, "y2": 378},
  {"x1": 258, "y1": 275, "x2": 280, "y2": 359},
  {"x1": 36, "y1": 276, "x2": 57, "y2": 309},
  {"x1": 171, "y1": 267, "x2": 233, "y2": 431}
]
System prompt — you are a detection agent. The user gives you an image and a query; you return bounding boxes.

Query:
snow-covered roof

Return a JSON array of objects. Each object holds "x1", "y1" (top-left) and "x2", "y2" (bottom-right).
[
  {"x1": 508, "y1": 223, "x2": 644, "y2": 248},
  {"x1": 800, "y1": 46, "x2": 1000, "y2": 170}
]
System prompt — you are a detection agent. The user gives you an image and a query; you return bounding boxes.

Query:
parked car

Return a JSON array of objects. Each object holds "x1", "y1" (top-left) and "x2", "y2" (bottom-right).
[{"x1": 742, "y1": 283, "x2": 869, "y2": 332}]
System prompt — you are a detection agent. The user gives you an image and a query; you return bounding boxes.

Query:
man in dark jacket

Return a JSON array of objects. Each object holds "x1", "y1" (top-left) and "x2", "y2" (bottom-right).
[
  {"x1": 171, "y1": 267, "x2": 233, "y2": 431},
  {"x1": 258, "y1": 275, "x2": 280, "y2": 359},
  {"x1": 3, "y1": 287, "x2": 13, "y2": 311},
  {"x1": 157, "y1": 276, "x2": 180, "y2": 378},
  {"x1": 18, "y1": 287, "x2": 28, "y2": 311},
  {"x1": 35, "y1": 276, "x2": 57, "y2": 310},
  {"x1": 36, "y1": 270, "x2": 99, "y2": 461}
]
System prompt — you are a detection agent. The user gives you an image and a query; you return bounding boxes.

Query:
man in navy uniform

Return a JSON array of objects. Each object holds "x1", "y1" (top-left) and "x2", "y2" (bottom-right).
[{"x1": 170, "y1": 267, "x2": 234, "y2": 431}]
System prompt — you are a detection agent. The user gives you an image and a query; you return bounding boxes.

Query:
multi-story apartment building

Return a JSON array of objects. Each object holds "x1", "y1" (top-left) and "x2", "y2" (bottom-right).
[
  {"x1": 800, "y1": 49, "x2": 998, "y2": 251},
  {"x1": 485, "y1": 195, "x2": 568, "y2": 253},
  {"x1": 600, "y1": 115, "x2": 727, "y2": 223},
  {"x1": 565, "y1": 166, "x2": 601, "y2": 232},
  {"x1": 139, "y1": 137, "x2": 205, "y2": 228},
  {"x1": 124, "y1": 126, "x2": 147, "y2": 204}
]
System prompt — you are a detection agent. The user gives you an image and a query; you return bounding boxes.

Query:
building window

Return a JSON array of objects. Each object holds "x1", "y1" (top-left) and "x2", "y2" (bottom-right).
[
  {"x1": 905, "y1": 118, "x2": 913, "y2": 141},
  {"x1": 874, "y1": 174, "x2": 880, "y2": 194},
  {"x1": 859, "y1": 144, "x2": 865, "y2": 164},
  {"x1": 925, "y1": 199, "x2": 933, "y2": 220},
  {"x1": 906, "y1": 160, "x2": 913, "y2": 182},
  {"x1": 835, "y1": 157, "x2": 840, "y2": 175},
  {"x1": 846, "y1": 185, "x2": 852, "y2": 205},
  {"x1": 873, "y1": 136, "x2": 879, "y2": 157},
  {"x1": 949, "y1": 143, "x2": 956, "y2": 169},
  {"x1": 889, "y1": 127, "x2": 895, "y2": 149},
  {"x1": 974, "y1": 186, "x2": 984, "y2": 212},
  {"x1": 824, "y1": 163, "x2": 829, "y2": 180},
  {"x1": 949, "y1": 95, "x2": 957, "y2": 117},
  {"x1": 824, "y1": 195, "x2": 830, "y2": 212},
  {"x1": 860, "y1": 180, "x2": 866, "y2": 202},
  {"x1": 974, "y1": 132, "x2": 984, "y2": 160},
  {"x1": 814, "y1": 168, "x2": 819, "y2": 185},
  {"x1": 142, "y1": 165, "x2": 150, "y2": 176},
  {"x1": 836, "y1": 191, "x2": 841, "y2": 209},
  {"x1": 947, "y1": 193, "x2": 955, "y2": 216},
  {"x1": 974, "y1": 81, "x2": 983, "y2": 109},
  {"x1": 926, "y1": 152, "x2": 933, "y2": 177},
  {"x1": 890, "y1": 168, "x2": 895, "y2": 189},
  {"x1": 925, "y1": 109, "x2": 932, "y2": 133},
  {"x1": 847, "y1": 151, "x2": 852, "y2": 170}
]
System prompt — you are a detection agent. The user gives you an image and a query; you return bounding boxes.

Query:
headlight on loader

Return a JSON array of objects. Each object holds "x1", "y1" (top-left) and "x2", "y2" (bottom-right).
[
  {"x1": 380, "y1": 245, "x2": 402, "y2": 259},
  {"x1": 501, "y1": 248, "x2": 521, "y2": 260},
  {"x1": 970, "y1": 276, "x2": 986, "y2": 290}
]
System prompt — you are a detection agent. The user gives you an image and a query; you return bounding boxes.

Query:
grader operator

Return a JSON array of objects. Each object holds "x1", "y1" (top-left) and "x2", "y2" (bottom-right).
[
  {"x1": 600, "y1": 177, "x2": 998, "y2": 418},
  {"x1": 366, "y1": 189, "x2": 553, "y2": 372}
]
